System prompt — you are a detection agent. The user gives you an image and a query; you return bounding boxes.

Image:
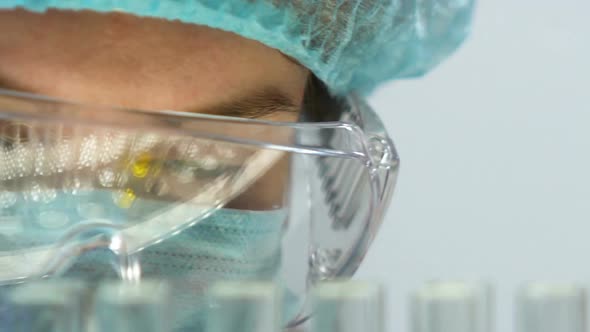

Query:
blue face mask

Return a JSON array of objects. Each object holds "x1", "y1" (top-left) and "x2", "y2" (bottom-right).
[{"x1": 0, "y1": 191, "x2": 296, "y2": 332}]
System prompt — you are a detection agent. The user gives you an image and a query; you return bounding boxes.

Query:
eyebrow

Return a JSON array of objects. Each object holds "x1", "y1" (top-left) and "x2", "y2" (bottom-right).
[
  {"x1": 191, "y1": 88, "x2": 300, "y2": 120},
  {"x1": 0, "y1": 76, "x2": 301, "y2": 120},
  {"x1": 0, "y1": 76, "x2": 29, "y2": 93}
]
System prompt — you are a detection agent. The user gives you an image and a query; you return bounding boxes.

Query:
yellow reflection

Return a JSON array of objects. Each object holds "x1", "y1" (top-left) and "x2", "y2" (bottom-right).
[
  {"x1": 116, "y1": 188, "x2": 136, "y2": 209},
  {"x1": 131, "y1": 152, "x2": 153, "y2": 178}
]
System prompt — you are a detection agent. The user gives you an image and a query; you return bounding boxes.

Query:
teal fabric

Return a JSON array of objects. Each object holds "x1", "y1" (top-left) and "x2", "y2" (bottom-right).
[
  {"x1": 0, "y1": 0, "x2": 475, "y2": 94},
  {"x1": 67, "y1": 208, "x2": 290, "y2": 332},
  {"x1": 0, "y1": 186, "x2": 293, "y2": 331}
]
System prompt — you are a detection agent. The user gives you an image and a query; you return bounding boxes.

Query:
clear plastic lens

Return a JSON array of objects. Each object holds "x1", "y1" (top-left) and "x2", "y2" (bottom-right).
[{"x1": 0, "y1": 89, "x2": 398, "y2": 328}]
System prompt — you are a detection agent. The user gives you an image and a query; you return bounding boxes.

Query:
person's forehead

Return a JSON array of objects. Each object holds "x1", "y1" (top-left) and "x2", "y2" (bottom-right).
[{"x1": 0, "y1": 9, "x2": 309, "y2": 114}]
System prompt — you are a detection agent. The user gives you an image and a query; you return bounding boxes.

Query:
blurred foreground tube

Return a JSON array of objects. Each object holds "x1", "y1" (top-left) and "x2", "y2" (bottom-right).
[
  {"x1": 411, "y1": 281, "x2": 493, "y2": 332},
  {"x1": 9, "y1": 280, "x2": 86, "y2": 332},
  {"x1": 516, "y1": 283, "x2": 586, "y2": 332},
  {"x1": 94, "y1": 280, "x2": 171, "y2": 332},
  {"x1": 207, "y1": 281, "x2": 281, "y2": 332},
  {"x1": 311, "y1": 281, "x2": 384, "y2": 332}
]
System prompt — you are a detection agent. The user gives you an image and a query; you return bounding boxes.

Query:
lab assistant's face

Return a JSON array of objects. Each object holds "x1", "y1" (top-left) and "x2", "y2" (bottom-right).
[
  {"x1": 0, "y1": 9, "x2": 312, "y2": 330},
  {"x1": 0, "y1": 8, "x2": 311, "y2": 211}
]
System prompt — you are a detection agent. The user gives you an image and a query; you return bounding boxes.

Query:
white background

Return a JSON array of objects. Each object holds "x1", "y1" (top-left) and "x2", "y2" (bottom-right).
[{"x1": 360, "y1": 0, "x2": 590, "y2": 331}]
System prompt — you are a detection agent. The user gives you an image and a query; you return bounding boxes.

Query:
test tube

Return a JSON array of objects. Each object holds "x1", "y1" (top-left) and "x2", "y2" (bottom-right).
[
  {"x1": 9, "y1": 280, "x2": 86, "y2": 332},
  {"x1": 516, "y1": 282, "x2": 586, "y2": 332},
  {"x1": 94, "y1": 280, "x2": 171, "y2": 332},
  {"x1": 207, "y1": 281, "x2": 281, "y2": 332},
  {"x1": 411, "y1": 281, "x2": 493, "y2": 332},
  {"x1": 310, "y1": 281, "x2": 385, "y2": 332}
]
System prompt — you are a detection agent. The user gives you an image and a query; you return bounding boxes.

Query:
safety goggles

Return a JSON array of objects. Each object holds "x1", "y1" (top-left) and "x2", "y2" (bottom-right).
[{"x1": 0, "y1": 88, "x2": 398, "y2": 325}]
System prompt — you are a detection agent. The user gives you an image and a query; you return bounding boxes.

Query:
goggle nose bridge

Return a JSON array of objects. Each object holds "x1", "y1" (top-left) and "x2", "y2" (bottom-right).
[{"x1": 37, "y1": 222, "x2": 142, "y2": 283}]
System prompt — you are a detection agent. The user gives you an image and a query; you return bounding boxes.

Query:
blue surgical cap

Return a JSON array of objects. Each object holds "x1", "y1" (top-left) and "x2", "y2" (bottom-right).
[{"x1": 0, "y1": 0, "x2": 474, "y2": 94}]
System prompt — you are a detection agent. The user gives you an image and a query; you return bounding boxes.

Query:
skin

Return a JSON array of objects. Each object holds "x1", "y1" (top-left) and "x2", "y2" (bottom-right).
[
  {"x1": 0, "y1": 9, "x2": 311, "y2": 210},
  {"x1": 0, "y1": 9, "x2": 309, "y2": 116}
]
